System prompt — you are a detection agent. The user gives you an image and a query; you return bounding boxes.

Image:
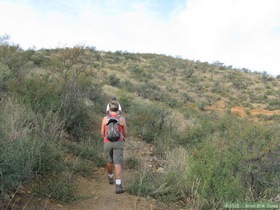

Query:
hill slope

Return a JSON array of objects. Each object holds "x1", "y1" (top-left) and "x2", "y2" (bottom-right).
[{"x1": 1, "y1": 43, "x2": 280, "y2": 209}]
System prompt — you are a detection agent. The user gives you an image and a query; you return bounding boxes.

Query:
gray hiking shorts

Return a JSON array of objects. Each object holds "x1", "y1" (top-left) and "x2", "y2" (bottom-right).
[{"x1": 104, "y1": 141, "x2": 124, "y2": 164}]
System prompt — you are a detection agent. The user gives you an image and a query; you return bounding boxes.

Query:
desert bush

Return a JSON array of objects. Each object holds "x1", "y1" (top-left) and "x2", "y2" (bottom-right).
[
  {"x1": 0, "y1": 62, "x2": 11, "y2": 91},
  {"x1": 1, "y1": 136, "x2": 38, "y2": 194},
  {"x1": 88, "y1": 84, "x2": 108, "y2": 113},
  {"x1": 127, "y1": 147, "x2": 189, "y2": 203},
  {"x1": 119, "y1": 79, "x2": 136, "y2": 93},
  {"x1": 267, "y1": 99, "x2": 280, "y2": 110},
  {"x1": 8, "y1": 47, "x2": 94, "y2": 141},
  {"x1": 0, "y1": 36, "x2": 34, "y2": 74},
  {"x1": 135, "y1": 82, "x2": 161, "y2": 100},
  {"x1": 108, "y1": 74, "x2": 120, "y2": 87},
  {"x1": 66, "y1": 158, "x2": 95, "y2": 178},
  {"x1": 177, "y1": 114, "x2": 216, "y2": 148},
  {"x1": 161, "y1": 93, "x2": 183, "y2": 108},
  {"x1": 65, "y1": 138, "x2": 105, "y2": 167},
  {"x1": 128, "y1": 102, "x2": 167, "y2": 143},
  {"x1": 151, "y1": 147, "x2": 189, "y2": 202},
  {"x1": 129, "y1": 113, "x2": 279, "y2": 208},
  {"x1": 32, "y1": 110, "x2": 65, "y2": 140},
  {"x1": 29, "y1": 51, "x2": 50, "y2": 67},
  {"x1": 118, "y1": 91, "x2": 133, "y2": 114},
  {"x1": 187, "y1": 136, "x2": 244, "y2": 207},
  {"x1": 143, "y1": 112, "x2": 280, "y2": 208},
  {"x1": 186, "y1": 115, "x2": 280, "y2": 208},
  {"x1": 181, "y1": 93, "x2": 194, "y2": 103},
  {"x1": 0, "y1": 136, "x2": 65, "y2": 195},
  {"x1": 129, "y1": 65, "x2": 144, "y2": 77},
  {"x1": 34, "y1": 177, "x2": 76, "y2": 203},
  {"x1": 63, "y1": 101, "x2": 91, "y2": 141},
  {"x1": 127, "y1": 171, "x2": 155, "y2": 197},
  {"x1": 20, "y1": 76, "x2": 61, "y2": 114},
  {"x1": 0, "y1": 98, "x2": 65, "y2": 196},
  {"x1": 125, "y1": 157, "x2": 140, "y2": 170},
  {"x1": 152, "y1": 113, "x2": 185, "y2": 156},
  {"x1": 34, "y1": 140, "x2": 65, "y2": 176}
]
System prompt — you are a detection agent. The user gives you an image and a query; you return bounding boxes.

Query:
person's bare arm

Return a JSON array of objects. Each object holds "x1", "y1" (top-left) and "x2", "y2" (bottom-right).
[
  {"x1": 121, "y1": 117, "x2": 127, "y2": 138},
  {"x1": 101, "y1": 117, "x2": 106, "y2": 137}
]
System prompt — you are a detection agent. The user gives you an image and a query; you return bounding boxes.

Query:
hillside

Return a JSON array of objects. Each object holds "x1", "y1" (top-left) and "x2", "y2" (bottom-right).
[
  {"x1": 94, "y1": 51, "x2": 280, "y2": 111},
  {"x1": 0, "y1": 40, "x2": 280, "y2": 209}
]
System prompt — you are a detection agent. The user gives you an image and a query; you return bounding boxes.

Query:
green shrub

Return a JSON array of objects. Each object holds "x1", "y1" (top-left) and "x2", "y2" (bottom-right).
[
  {"x1": 119, "y1": 80, "x2": 136, "y2": 93},
  {"x1": 152, "y1": 147, "x2": 189, "y2": 202},
  {"x1": 267, "y1": 99, "x2": 280, "y2": 110},
  {"x1": 186, "y1": 116, "x2": 280, "y2": 208},
  {"x1": 0, "y1": 62, "x2": 11, "y2": 88},
  {"x1": 118, "y1": 92, "x2": 133, "y2": 114},
  {"x1": 161, "y1": 93, "x2": 182, "y2": 108},
  {"x1": 108, "y1": 75, "x2": 120, "y2": 87},
  {"x1": 66, "y1": 159, "x2": 95, "y2": 178},
  {"x1": 63, "y1": 102, "x2": 91, "y2": 141},
  {"x1": 65, "y1": 140, "x2": 105, "y2": 167},
  {"x1": 34, "y1": 177, "x2": 76, "y2": 203},
  {"x1": 127, "y1": 171, "x2": 155, "y2": 197},
  {"x1": 20, "y1": 76, "x2": 61, "y2": 114},
  {"x1": 129, "y1": 65, "x2": 144, "y2": 77},
  {"x1": 88, "y1": 84, "x2": 108, "y2": 113},
  {"x1": 135, "y1": 82, "x2": 162, "y2": 100},
  {"x1": 1, "y1": 137, "x2": 38, "y2": 193},
  {"x1": 0, "y1": 136, "x2": 65, "y2": 195},
  {"x1": 30, "y1": 51, "x2": 50, "y2": 67},
  {"x1": 0, "y1": 98, "x2": 65, "y2": 196},
  {"x1": 34, "y1": 140, "x2": 65, "y2": 176},
  {"x1": 127, "y1": 147, "x2": 189, "y2": 203},
  {"x1": 187, "y1": 137, "x2": 244, "y2": 204},
  {"x1": 178, "y1": 115, "x2": 216, "y2": 148},
  {"x1": 128, "y1": 102, "x2": 167, "y2": 143},
  {"x1": 125, "y1": 157, "x2": 140, "y2": 170}
]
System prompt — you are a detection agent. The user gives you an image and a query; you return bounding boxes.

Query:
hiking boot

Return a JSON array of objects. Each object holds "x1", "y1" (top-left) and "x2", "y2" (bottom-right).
[
  {"x1": 115, "y1": 184, "x2": 124, "y2": 194},
  {"x1": 108, "y1": 176, "x2": 114, "y2": 185}
]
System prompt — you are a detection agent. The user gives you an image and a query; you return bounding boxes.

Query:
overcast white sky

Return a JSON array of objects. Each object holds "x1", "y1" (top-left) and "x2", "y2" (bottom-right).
[{"x1": 0, "y1": 0, "x2": 280, "y2": 76}]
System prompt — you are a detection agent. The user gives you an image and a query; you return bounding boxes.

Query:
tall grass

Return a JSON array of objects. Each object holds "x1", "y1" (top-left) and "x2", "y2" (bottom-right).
[
  {"x1": 127, "y1": 112, "x2": 280, "y2": 209},
  {"x1": 185, "y1": 115, "x2": 280, "y2": 209},
  {"x1": 0, "y1": 98, "x2": 67, "y2": 200},
  {"x1": 127, "y1": 147, "x2": 189, "y2": 203}
]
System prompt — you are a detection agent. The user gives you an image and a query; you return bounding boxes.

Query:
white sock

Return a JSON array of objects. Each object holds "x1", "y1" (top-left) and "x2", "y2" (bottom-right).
[
  {"x1": 115, "y1": 179, "x2": 121, "y2": 185},
  {"x1": 108, "y1": 174, "x2": 114, "y2": 178}
]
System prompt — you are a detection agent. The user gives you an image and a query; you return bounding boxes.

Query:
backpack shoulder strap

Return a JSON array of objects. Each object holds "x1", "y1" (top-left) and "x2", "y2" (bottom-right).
[{"x1": 106, "y1": 114, "x2": 119, "y2": 125}]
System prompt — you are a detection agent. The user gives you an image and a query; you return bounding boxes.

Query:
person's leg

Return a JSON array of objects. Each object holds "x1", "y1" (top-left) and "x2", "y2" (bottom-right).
[
  {"x1": 106, "y1": 162, "x2": 114, "y2": 174},
  {"x1": 104, "y1": 142, "x2": 114, "y2": 184},
  {"x1": 113, "y1": 141, "x2": 124, "y2": 181},
  {"x1": 114, "y1": 163, "x2": 124, "y2": 193},
  {"x1": 113, "y1": 141, "x2": 124, "y2": 194},
  {"x1": 114, "y1": 164, "x2": 121, "y2": 180}
]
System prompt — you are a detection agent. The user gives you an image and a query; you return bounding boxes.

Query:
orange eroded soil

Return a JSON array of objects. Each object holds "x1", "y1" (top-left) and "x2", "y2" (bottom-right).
[{"x1": 204, "y1": 99, "x2": 280, "y2": 118}]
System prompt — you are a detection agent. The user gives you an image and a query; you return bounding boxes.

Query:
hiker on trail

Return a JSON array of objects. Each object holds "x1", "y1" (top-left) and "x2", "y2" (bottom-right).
[
  {"x1": 106, "y1": 96, "x2": 122, "y2": 114},
  {"x1": 101, "y1": 101, "x2": 127, "y2": 194}
]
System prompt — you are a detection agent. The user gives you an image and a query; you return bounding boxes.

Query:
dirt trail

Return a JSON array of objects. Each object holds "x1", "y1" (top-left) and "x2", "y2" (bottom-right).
[
  {"x1": 52, "y1": 169, "x2": 159, "y2": 210},
  {"x1": 46, "y1": 137, "x2": 178, "y2": 210}
]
